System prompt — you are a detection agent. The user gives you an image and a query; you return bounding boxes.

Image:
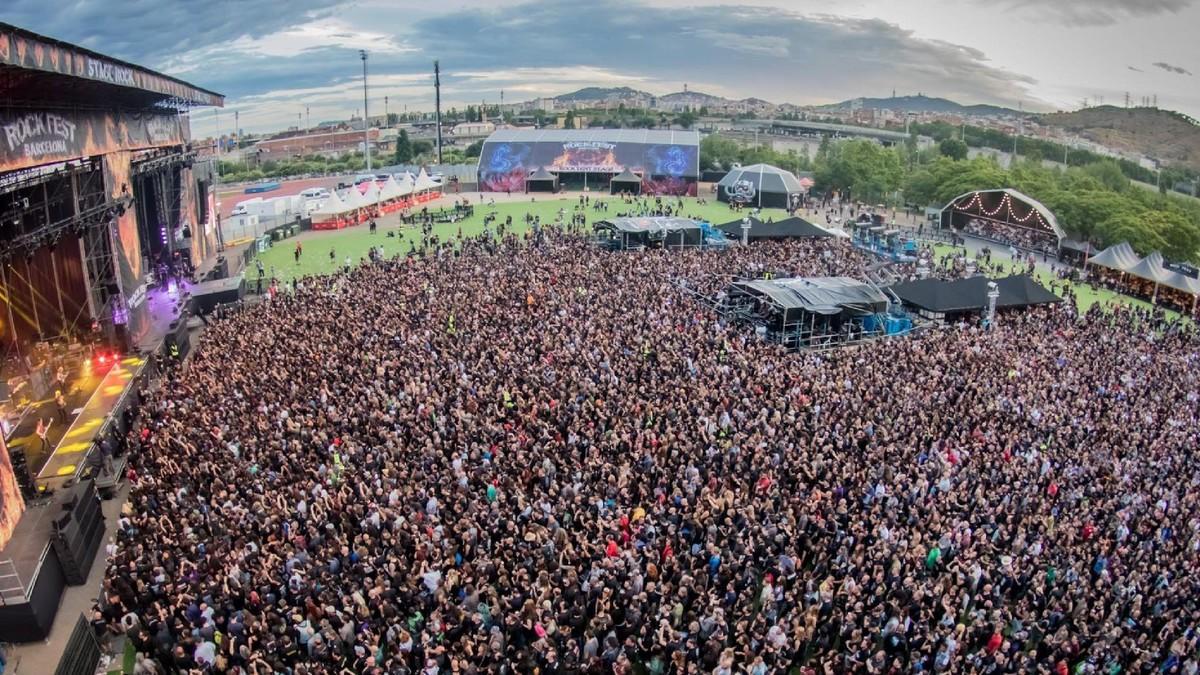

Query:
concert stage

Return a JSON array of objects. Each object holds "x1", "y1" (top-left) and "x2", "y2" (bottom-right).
[
  {"x1": 36, "y1": 354, "x2": 147, "y2": 483},
  {"x1": 0, "y1": 481, "x2": 101, "y2": 642}
]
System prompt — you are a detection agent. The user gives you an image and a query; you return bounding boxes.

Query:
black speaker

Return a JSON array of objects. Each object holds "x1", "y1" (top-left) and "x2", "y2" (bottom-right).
[{"x1": 50, "y1": 481, "x2": 104, "y2": 585}]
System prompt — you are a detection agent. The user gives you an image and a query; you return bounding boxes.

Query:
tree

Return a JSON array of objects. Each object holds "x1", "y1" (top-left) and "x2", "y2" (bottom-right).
[
  {"x1": 675, "y1": 111, "x2": 697, "y2": 129},
  {"x1": 464, "y1": 140, "x2": 484, "y2": 158},
  {"x1": 411, "y1": 140, "x2": 434, "y2": 158},
  {"x1": 564, "y1": 110, "x2": 576, "y2": 130},
  {"x1": 939, "y1": 138, "x2": 968, "y2": 162},
  {"x1": 386, "y1": 113, "x2": 399, "y2": 126},
  {"x1": 699, "y1": 134, "x2": 741, "y2": 170},
  {"x1": 393, "y1": 129, "x2": 413, "y2": 164}
]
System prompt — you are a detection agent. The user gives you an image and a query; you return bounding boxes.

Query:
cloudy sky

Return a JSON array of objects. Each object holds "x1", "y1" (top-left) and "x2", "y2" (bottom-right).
[{"x1": 7, "y1": 0, "x2": 1199, "y2": 135}]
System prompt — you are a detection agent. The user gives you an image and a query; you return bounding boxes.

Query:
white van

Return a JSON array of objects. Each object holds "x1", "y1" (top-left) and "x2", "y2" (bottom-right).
[{"x1": 299, "y1": 187, "x2": 330, "y2": 200}]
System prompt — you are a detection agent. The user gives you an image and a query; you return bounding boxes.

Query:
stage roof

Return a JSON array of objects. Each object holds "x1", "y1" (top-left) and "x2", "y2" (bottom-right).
[
  {"x1": 890, "y1": 274, "x2": 1061, "y2": 313},
  {"x1": 595, "y1": 216, "x2": 700, "y2": 234},
  {"x1": 717, "y1": 215, "x2": 834, "y2": 239},
  {"x1": 0, "y1": 22, "x2": 224, "y2": 109},
  {"x1": 485, "y1": 129, "x2": 699, "y2": 145},
  {"x1": 732, "y1": 276, "x2": 888, "y2": 316},
  {"x1": 942, "y1": 188, "x2": 1064, "y2": 240}
]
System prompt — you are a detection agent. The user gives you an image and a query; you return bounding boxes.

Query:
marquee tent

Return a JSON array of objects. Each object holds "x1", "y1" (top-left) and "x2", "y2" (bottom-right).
[
  {"x1": 890, "y1": 274, "x2": 1061, "y2": 316},
  {"x1": 716, "y1": 164, "x2": 804, "y2": 208},
  {"x1": 717, "y1": 215, "x2": 834, "y2": 241},
  {"x1": 610, "y1": 169, "x2": 643, "y2": 195},
  {"x1": 414, "y1": 168, "x2": 438, "y2": 192},
  {"x1": 1087, "y1": 241, "x2": 1140, "y2": 272},
  {"x1": 525, "y1": 167, "x2": 559, "y2": 193}
]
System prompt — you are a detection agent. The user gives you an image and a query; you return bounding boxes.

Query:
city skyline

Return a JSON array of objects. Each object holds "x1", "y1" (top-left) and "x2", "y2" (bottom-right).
[{"x1": 5, "y1": 0, "x2": 1198, "y2": 136}]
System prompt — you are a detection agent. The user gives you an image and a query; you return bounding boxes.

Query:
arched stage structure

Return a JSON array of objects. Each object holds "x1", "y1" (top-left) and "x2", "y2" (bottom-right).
[{"x1": 939, "y1": 188, "x2": 1063, "y2": 252}]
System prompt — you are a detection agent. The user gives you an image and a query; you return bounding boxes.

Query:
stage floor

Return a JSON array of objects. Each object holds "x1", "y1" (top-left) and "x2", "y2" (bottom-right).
[{"x1": 34, "y1": 354, "x2": 145, "y2": 483}]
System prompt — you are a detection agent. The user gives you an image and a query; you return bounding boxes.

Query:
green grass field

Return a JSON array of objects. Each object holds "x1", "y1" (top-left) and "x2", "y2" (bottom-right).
[
  {"x1": 250, "y1": 196, "x2": 1178, "y2": 320},
  {"x1": 252, "y1": 196, "x2": 793, "y2": 282}
]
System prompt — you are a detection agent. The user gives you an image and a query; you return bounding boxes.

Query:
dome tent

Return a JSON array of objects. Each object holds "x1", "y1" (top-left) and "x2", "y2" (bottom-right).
[{"x1": 717, "y1": 164, "x2": 804, "y2": 209}]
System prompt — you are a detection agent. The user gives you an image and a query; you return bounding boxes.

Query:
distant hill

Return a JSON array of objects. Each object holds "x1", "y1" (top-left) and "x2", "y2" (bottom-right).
[
  {"x1": 1039, "y1": 106, "x2": 1200, "y2": 171},
  {"x1": 658, "y1": 90, "x2": 726, "y2": 105},
  {"x1": 555, "y1": 87, "x2": 651, "y2": 101},
  {"x1": 820, "y1": 94, "x2": 1019, "y2": 117}
]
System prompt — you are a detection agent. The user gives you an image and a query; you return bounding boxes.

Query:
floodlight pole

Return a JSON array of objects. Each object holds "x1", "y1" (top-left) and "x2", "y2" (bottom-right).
[
  {"x1": 741, "y1": 217, "x2": 751, "y2": 246},
  {"x1": 360, "y1": 50, "x2": 372, "y2": 171}
]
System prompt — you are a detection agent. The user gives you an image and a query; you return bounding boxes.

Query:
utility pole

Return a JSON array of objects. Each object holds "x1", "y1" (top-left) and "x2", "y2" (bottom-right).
[
  {"x1": 306, "y1": 106, "x2": 310, "y2": 130},
  {"x1": 1012, "y1": 102, "x2": 1021, "y2": 161},
  {"x1": 234, "y1": 110, "x2": 240, "y2": 163},
  {"x1": 360, "y1": 50, "x2": 371, "y2": 171},
  {"x1": 434, "y1": 60, "x2": 443, "y2": 164},
  {"x1": 385, "y1": 96, "x2": 389, "y2": 124}
]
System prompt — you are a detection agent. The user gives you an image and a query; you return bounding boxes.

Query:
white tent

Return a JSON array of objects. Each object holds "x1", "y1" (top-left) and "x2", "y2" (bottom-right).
[
  {"x1": 312, "y1": 190, "x2": 350, "y2": 218},
  {"x1": 380, "y1": 176, "x2": 401, "y2": 200},
  {"x1": 414, "y1": 168, "x2": 437, "y2": 192},
  {"x1": 395, "y1": 174, "x2": 415, "y2": 197},
  {"x1": 341, "y1": 186, "x2": 365, "y2": 209},
  {"x1": 361, "y1": 180, "x2": 382, "y2": 205}
]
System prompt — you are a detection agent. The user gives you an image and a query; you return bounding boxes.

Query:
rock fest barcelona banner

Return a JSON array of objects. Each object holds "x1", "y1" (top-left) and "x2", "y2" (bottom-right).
[{"x1": 0, "y1": 108, "x2": 187, "y2": 174}]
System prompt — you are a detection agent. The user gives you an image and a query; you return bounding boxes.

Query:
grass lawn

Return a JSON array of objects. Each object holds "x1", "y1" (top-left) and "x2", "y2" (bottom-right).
[
  {"x1": 252, "y1": 196, "x2": 792, "y2": 282},
  {"x1": 250, "y1": 198, "x2": 1177, "y2": 321}
]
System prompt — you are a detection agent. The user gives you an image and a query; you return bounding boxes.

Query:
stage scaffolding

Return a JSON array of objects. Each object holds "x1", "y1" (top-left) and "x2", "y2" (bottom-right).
[{"x1": 718, "y1": 276, "x2": 904, "y2": 351}]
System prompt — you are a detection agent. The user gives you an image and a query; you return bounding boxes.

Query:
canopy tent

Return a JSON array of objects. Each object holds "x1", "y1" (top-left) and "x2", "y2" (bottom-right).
[
  {"x1": 610, "y1": 168, "x2": 643, "y2": 195},
  {"x1": 312, "y1": 190, "x2": 349, "y2": 218},
  {"x1": 340, "y1": 185, "x2": 365, "y2": 209},
  {"x1": 729, "y1": 277, "x2": 888, "y2": 317},
  {"x1": 716, "y1": 215, "x2": 834, "y2": 241},
  {"x1": 1160, "y1": 269, "x2": 1200, "y2": 295},
  {"x1": 594, "y1": 217, "x2": 703, "y2": 250},
  {"x1": 379, "y1": 176, "x2": 401, "y2": 200},
  {"x1": 525, "y1": 167, "x2": 559, "y2": 193},
  {"x1": 394, "y1": 173, "x2": 415, "y2": 197},
  {"x1": 361, "y1": 180, "x2": 382, "y2": 205},
  {"x1": 1087, "y1": 241, "x2": 1140, "y2": 272},
  {"x1": 414, "y1": 168, "x2": 438, "y2": 192},
  {"x1": 716, "y1": 164, "x2": 804, "y2": 209},
  {"x1": 890, "y1": 274, "x2": 1061, "y2": 315},
  {"x1": 1126, "y1": 251, "x2": 1170, "y2": 283}
]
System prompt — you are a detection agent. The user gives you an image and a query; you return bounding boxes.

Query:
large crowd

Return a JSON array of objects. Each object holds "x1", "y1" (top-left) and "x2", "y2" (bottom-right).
[
  {"x1": 98, "y1": 230, "x2": 1200, "y2": 675},
  {"x1": 958, "y1": 219, "x2": 1058, "y2": 256}
]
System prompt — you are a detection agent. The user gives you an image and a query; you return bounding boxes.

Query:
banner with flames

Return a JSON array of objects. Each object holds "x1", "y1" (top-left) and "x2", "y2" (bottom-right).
[{"x1": 0, "y1": 108, "x2": 186, "y2": 173}]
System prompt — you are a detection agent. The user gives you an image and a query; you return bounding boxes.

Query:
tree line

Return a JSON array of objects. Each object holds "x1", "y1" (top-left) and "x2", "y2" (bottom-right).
[{"x1": 702, "y1": 132, "x2": 1200, "y2": 260}]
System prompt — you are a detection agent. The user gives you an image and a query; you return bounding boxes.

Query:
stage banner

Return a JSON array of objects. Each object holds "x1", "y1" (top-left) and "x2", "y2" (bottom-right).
[
  {"x1": 479, "y1": 139, "x2": 699, "y2": 192},
  {"x1": 0, "y1": 108, "x2": 186, "y2": 173},
  {"x1": 102, "y1": 152, "x2": 143, "y2": 300},
  {"x1": 0, "y1": 26, "x2": 222, "y2": 107},
  {"x1": 0, "y1": 433, "x2": 25, "y2": 552}
]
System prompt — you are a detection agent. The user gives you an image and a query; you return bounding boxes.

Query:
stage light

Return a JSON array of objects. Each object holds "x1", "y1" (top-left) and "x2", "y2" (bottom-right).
[{"x1": 98, "y1": 354, "x2": 108, "y2": 364}]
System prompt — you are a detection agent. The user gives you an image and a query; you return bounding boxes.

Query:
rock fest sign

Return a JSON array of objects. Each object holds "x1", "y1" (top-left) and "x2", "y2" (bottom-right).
[{"x1": 0, "y1": 109, "x2": 186, "y2": 173}]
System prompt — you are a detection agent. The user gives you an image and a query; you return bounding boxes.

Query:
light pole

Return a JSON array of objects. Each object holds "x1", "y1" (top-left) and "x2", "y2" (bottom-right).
[
  {"x1": 360, "y1": 50, "x2": 371, "y2": 171},
  {"x1": 985, "y1": 281, "x2": 999, "y2": 329},
  {"x1": 384, "y1": 96, "x2": 389, "y2": 125},
  {"x1": 741, "y1": 216, "x2": 751, "y2": 246}
]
